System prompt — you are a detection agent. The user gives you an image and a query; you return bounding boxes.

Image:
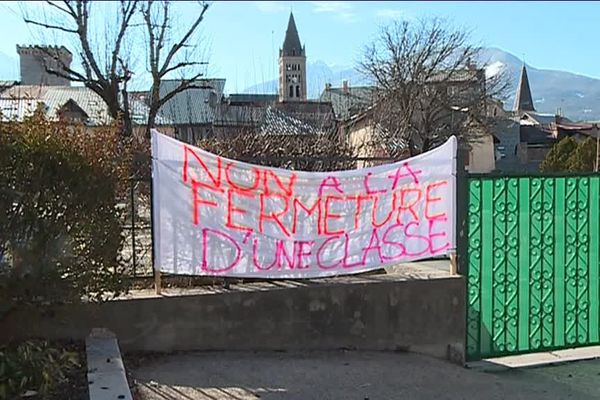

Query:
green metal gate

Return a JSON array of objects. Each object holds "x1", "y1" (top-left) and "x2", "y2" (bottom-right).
[{"x1": 465, "y1": 175, "x2": 600, "y2": 361}]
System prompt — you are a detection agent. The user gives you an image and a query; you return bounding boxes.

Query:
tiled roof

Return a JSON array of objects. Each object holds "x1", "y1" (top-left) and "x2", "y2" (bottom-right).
[
  {"x1": 260, "y1": 106, "x2": 327, "y2": 136},
  {"x1": 1, "y1": 85, "x2": 170, "y2": 125},
  {"x1": 272, "y1": 101, "x2": 336, "y2": 132},
  {"x1": 521, "y1": 111, "x2": 572, "y2": 126},
  {"x1": 0, "y1": 98, "x2": 41, "y2": 121},
  {"x1": 131, "y1": 97, "x2": 172, "y2": 126},
  {"x1": 43, "y1": 86, "x2": 112, "y2": 125},
  {"x1": 157, "y1": 79, "x2": 225, "y2": 125},
  {"x1": 213, "y1": 103, "x2": 266, "y2": 127},
  {"x1": 319, "y1": 86, "x2": 375, "y2": 120}
]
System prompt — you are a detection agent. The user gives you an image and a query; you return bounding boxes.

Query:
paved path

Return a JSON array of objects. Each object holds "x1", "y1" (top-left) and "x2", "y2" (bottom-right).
[{"x1": 130, "y1": 350, "x2": 600, "y2": 399}]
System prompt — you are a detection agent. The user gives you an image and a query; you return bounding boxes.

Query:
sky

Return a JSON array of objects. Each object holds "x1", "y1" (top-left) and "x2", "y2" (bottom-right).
[{"x1": 0, "y1": 1, "x2": 599, "y2": 93}]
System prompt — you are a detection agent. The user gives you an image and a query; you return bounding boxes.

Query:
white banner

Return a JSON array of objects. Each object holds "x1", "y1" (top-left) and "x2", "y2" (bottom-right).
[{"x1": 152, "y1": 131, "x2": 456, "y2": 278}]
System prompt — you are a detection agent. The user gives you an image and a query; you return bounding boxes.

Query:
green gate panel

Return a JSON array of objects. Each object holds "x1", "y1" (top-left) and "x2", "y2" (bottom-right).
[{"x1": 466, "y1": 175, "x2": 600, "y2": 361}]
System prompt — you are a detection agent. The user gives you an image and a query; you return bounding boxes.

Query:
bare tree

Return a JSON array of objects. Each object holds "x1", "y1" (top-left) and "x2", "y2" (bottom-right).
[
  {"x1": 23, "y1": 0, "x2": 138, "y2": 136},
  {"x1": 199, "y1": 106, "x2": 358, "y2": 172},
  {"x1": 141, "y1": 0, "x2": 210, "y2": 137},
  {"x1": 198, "y1": 130, "x2": 357, "y2": 172},
  {"x1": 359, "y1": 17, "x2": 508, "y2": 157},
  {"x1": 22, "y1": 0, "x2": 212, "y2": 138}
]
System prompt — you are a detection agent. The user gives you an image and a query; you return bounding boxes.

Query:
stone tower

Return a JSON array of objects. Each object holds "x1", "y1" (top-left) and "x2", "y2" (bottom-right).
[
  {"x1": 17, "y1": 45, "x2": 72, "y2": 86},
  {"x1": 278, "y1": 12, "x2": 306, "y2": 102},
  {"x1": 513, "y1": 64, "x2": 535, "y2": 112}
]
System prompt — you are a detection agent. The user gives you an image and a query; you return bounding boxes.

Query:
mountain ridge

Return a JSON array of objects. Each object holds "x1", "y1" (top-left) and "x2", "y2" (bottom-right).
[{"x1": 243, "y1": 47, "x2": 600, "y2": 121}]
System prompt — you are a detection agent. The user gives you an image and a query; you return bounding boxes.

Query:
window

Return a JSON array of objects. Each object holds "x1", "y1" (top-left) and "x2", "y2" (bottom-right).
[
  {"x1": 496, "y1": 145, "x2": 506, "y2": 159},
  {"x1": 296, "y1": 85, "x2": 300, "y2": 98},
  {"x1": 286, "y1": 64, "x2": 291, "y2": 71},
  {"x1": 297, "y1": 64, "x2": 300, "y2": 71},
  {"x1": 289, "y1": 85, "x2": 294, "y2": 97}
]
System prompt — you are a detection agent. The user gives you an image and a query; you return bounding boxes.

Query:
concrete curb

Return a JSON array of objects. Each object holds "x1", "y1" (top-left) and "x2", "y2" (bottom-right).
[
  {"x1": 466, "y1": 345, "x2": 600, "y2": 372},
  {"x1": 86, "y1": 328, "x2": 132, "y2": 400}
]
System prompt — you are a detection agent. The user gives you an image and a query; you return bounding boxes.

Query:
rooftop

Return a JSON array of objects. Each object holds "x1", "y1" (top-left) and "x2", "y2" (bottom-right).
[
  {"x1": 320, "y1": 85, "x2": 376, "y2": 120},
  {"x1": 0, "y1": 84, "x2": 170, "y2": 125},
  {"x1": 157, "y1": 78, "x2": 226, "y2": 125}
]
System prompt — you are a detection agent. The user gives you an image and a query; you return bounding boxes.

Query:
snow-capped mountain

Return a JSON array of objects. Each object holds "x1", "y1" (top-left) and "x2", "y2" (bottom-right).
[
  {"x1": 478, "y1": 47, "x2": 600, "y2": 121},
  {"x1": 243, "y1": 48, "x2": 600, "y2": 122}
]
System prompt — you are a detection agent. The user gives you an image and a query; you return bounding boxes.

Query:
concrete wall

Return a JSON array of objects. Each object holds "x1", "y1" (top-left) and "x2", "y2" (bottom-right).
[
  {"x1": 2, "y1": 277, "x2": 465, "y2": 362},
  {"x1": 467, "y1": 134, "x2": 496, "y2": 173}
]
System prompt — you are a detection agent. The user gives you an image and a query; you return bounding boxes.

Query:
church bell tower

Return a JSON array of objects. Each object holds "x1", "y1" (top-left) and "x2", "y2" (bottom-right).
[{"x1": 279, "y1": 12, "x2": 306, "y2": 102}]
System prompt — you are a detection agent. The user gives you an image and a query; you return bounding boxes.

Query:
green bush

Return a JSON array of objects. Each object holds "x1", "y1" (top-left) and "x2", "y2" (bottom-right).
[
  {"x1": 0, "y1": 113, "x2": 132, "y2": 307},
  {"x1": 567, "y1": 137, "x2": 597, "y2": 172},
  {"x1": 0, "y1": 340, "x2": 81, "y2": 399},
  {"x1": 540, "y1": 136, "x2": 597, "y2": 172}
]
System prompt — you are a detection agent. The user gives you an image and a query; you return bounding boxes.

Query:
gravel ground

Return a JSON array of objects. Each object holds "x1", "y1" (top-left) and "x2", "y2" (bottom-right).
[{"x1": 127, "y1": 350, "x2": 600, "y2": 400}]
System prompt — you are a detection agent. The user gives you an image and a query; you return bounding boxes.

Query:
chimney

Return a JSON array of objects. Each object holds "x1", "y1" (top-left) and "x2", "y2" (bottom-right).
[
  {"x1": 342, "y1": 80, "x2": 349, "y2": 94},
  {"x1": 466, "y1": 57, "x2": 476, "y2": 71},
  {"x1": 325, "y1": 82, "x2": 332, "y2": 91}
]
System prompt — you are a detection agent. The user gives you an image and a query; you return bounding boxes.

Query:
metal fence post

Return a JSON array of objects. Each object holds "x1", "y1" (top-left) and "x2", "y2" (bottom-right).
[
  {"x1": 455, "y1": 147, "x2": 469, "y2": 276},
  {"x1": 149, "y1": 167, "x2": 160, "y2": 293},
  {"x1": 130, "y1": 178, "x2": 137, "y2": 277}
]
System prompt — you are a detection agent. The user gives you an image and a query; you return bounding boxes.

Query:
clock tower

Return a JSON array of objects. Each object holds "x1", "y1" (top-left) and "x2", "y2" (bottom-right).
[{"x1": 279, "y1": 12, "x2": 306, "y2": 102}]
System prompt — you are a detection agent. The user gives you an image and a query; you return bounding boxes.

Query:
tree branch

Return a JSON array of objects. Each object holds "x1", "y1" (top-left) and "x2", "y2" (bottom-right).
[
  {"x1": 159, "y1": 1, "x2": 208, "y2": 76},
  {"x1": 22, "y1": 18, "x2": 78, "y2": 33}
]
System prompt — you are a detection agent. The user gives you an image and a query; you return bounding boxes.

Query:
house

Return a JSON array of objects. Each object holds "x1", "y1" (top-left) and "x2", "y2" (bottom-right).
[
  {"x1": 212, "y1": 94, "x2": 276, "y2": 136},
  {"x1": 499, "y1": 64, "x2": 600, "y2": 171},
  {"x1": 149, "y1": 12, "x2": 335, "y2": 143},
  {"x1": 340, "y1": 103, "x2": 499, "y2": 172},
  {"x1": 0, "y1": 97, "x2": 40, "y2": 121},
  {"x1": 154, "y1": 78, "x2": 225, "y2": 143},
  {"x1": 319, "y1": 81, "x2": 375, "y2": 120},
  {"x1": 0, "y1": 84, "x2": 172, "y2": 136},
  {"x1": 340, "y1": 105, "x2": 397, "y2": 169},
  {"x1": 1, "y1": 44, "x2": 173, "y2": 135},
  {"x1": 335, "y1": 62, "x2": 496, "y2": 172}
]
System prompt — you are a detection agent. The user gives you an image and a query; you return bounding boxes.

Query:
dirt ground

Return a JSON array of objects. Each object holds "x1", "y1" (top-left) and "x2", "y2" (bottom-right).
[{"x1": 128, "y1": 350, "x2": 600, "y2": 400}]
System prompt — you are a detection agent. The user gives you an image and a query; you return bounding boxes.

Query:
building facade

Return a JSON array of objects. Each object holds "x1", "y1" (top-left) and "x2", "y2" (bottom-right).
[{"x1": 16, "y1": 45, "x2": 72, "y2": 86}]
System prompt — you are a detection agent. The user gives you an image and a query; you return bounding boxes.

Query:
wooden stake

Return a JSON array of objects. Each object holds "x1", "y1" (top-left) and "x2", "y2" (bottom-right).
[
  {"x1": 449, "y1": 251, "x2": 458, "y2": 275},
  {"x1": 154, "y1": 268, "x2": 162, "y2": 295}
]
